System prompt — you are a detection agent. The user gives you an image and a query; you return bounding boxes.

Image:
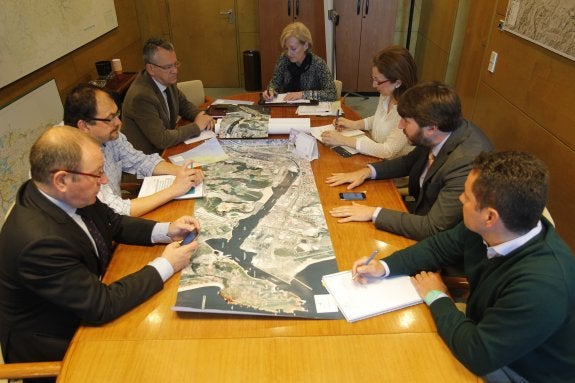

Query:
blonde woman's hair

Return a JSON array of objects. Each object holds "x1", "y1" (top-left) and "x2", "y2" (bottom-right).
[{"x1": 280, "y1": 22, "x2": 313, "y2": 51}]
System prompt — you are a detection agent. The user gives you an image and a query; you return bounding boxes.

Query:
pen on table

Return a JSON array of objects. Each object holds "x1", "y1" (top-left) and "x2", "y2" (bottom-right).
[{"x1": 352, "y1": 249, "x2": 380, "y2": 280}]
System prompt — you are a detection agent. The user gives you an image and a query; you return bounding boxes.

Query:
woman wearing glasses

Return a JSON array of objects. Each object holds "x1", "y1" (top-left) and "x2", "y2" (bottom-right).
[
  {"x1": 321, "y1": 46, "x2": 417, "y2": 159},
  {"x1": 262, "y1": 22, "x2": 337, "y2": 102}
]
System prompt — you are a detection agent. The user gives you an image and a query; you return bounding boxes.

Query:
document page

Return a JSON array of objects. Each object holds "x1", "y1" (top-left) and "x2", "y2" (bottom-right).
[
  {"x1": 138, "y1": 175, "x2": 204, "y2": 200},
  {"x1": 322, "y1": 272, "x2": 423, "y2": 322}
]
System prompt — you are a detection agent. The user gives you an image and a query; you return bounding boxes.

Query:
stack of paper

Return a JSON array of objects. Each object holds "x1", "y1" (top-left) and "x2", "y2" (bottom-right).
[
  {"x1": 296, "y1": 101, "x2": 343, "y2": 116},
  {"x1": 138, "y1": 175, "x2": 204, "y2": 200},
  {"x1": 322, "y1": 271, "x2": 423, "y2": 322},
  {"x1": 264, "y1": 93, "x2": 310, "y2": 104}
]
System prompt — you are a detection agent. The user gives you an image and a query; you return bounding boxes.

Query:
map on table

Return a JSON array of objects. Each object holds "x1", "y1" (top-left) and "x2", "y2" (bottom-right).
[{"x1": 173, "y1": 139, "x2": 343, "y2": 319}]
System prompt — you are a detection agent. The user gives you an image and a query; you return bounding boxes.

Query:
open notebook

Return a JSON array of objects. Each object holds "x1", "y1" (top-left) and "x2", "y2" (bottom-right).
[{"x1": 322, "y1": 272, "x2": 422, "y2": 322}]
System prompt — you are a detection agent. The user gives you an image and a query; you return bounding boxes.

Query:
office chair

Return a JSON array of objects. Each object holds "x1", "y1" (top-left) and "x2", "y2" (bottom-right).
[
  {"x1": 177, "y1": 80, "x2": 209, "y2": 106},
  {"x1": 0, "y1": 361, "x2": 61, "y2": 380},
  {"x1": 334, "y1": 80, "x2": 343, "y2": 100}
]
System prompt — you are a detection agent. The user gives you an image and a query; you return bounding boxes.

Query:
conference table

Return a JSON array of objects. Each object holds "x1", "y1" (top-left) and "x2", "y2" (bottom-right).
[{"x1": 57, "y1": 94, "x2": 480, "y2": 382}]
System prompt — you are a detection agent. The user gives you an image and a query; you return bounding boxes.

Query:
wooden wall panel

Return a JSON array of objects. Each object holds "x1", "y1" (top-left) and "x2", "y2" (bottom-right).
[
  {"x1": 454, "y1": 0, "x2": 497, "y2": 119},
  {"x1": 482, "y1": 22, "x2": 575, "y2": 149},
  {"x1": 473, "y1": 83, "x2": 575, "y2": 248},
  {"x1": 414, "y1": 37, "x2": 449, "y2": 82}
]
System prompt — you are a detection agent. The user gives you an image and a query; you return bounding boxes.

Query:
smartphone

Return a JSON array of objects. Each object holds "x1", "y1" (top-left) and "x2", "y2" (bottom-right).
[
  {"x1": 339, "y1": 192, "x2": 366, "y2": 200},
  {"x1": 332, "y1": 146, "x2": 354, "y2": 158},
  {"x1": 180, "y1": 229, "x2": 199, "y2": 245}
]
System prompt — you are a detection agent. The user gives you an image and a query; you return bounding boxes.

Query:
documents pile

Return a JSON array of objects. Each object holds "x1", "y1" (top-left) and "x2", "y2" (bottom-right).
[{"x1": 296, "y1": 101, "x2": 343, "y2": 116}]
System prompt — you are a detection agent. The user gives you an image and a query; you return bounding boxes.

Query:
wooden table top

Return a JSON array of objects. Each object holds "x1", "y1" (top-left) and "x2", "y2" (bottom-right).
[{"x1": 57, "y1": 94, "x2": 480, "y2": 382}]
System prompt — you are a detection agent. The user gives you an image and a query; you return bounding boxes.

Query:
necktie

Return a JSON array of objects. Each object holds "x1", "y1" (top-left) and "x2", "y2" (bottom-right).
[
  {"x1": 419, "y1": 150, "x2": 435, "y2": 187},
  {"x1": 164, "y1": 89, "x2": 173, "y2": 116},
  {"x1": 76, "y1": 208, "x2": 111, "y2": 276}
]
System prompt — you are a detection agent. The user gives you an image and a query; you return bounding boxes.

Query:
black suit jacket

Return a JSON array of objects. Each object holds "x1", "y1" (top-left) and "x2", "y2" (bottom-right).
[
  {"x1": 371, "y1": 120, "x2": 494, "y2": 240},
  {"x1": 0, "y1": 181, "x2": 163, "y2": 363}
]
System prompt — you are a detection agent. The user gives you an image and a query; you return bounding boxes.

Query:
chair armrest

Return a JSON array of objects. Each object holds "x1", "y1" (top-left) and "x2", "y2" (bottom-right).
[{"x1": 0, "y1": 360, "x2": 62, "y2": 379}]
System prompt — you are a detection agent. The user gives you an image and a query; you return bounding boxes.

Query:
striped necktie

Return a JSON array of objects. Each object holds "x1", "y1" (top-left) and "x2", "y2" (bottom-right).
[{"x1": 76, "y1": 208, "x2": 111, "y2": 276}]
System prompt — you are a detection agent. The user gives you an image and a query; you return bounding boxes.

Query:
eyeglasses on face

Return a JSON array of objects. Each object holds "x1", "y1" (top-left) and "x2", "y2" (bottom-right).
[
  {"x1": 149, "y1": 61, "x2": 181, "y2": 71},
  {"x1": 371, "y1": 77, "x2": 391, "y2": 86},
  {"x1": 50, "y1": 169, "x2": 106, "y2": 180},
  {"x1": 90, "y1": 110, "x2": 121, "y2": 124}
]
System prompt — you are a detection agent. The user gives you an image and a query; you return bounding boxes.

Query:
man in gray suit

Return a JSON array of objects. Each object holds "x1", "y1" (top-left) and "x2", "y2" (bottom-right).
[
  {"x1": 327, "y1": 82, "x2": 494, "y2": 240},
  {"x1": 0, "y1": 126, "x2": 200, "y2": 371},
  {"x1": 122, "y1": 37, "x2": 215, "y2": 154}
]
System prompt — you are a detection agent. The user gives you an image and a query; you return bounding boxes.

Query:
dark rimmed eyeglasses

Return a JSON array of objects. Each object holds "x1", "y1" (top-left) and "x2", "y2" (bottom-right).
[
  {"x1": 50, "y1": 169, "x2": 105, "y2": 180},
  {"x1": 149, "y1": 61, "x2": 181, "y2": 71},
  {"x1": 371, "y1": 77, "x2": 391, "y2": 86},
  {"x1": 91, "y1": 110, "x2": 121, "y2": 124}
]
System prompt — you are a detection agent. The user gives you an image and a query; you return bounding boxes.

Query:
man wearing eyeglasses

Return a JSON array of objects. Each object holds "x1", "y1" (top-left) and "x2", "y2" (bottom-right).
[
  {"x1": 122, "y1": 37, "x2": 215, "y2": 154},
  {"x1": 64, "y1": 84, "x2": 203, "y2": 217},
  {"x1": 0, "y1": 126, "x2": 200, "y2": 375}
]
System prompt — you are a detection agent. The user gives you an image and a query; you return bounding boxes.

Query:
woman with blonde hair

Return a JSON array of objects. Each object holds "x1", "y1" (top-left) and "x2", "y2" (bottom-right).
[{"x1": 262, "y1": 22, "x2": 336, "y2": 102}]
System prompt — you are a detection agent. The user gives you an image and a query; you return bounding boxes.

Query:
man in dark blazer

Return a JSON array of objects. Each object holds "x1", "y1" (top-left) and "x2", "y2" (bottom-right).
[
  {"x1": 327, "y1": 82, "x2": 494, "y2": 240},
  {"x1": 122, "y1": 37, "x2": 215, "y2": 154},
  {"x1": 0, "y1": 126, "x2": 200, "y2": 372}
]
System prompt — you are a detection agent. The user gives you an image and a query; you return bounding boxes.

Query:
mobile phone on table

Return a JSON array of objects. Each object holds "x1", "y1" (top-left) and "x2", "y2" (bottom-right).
[
  {"x1": 180, "y1": 229, "x2": 199, "y2": 245},
  {"x1": 339, "y1": 192, "x2": 366, "y2": 201},
  {"x1": 332, "y1": 146, "x2": 354, "y2": 158}
]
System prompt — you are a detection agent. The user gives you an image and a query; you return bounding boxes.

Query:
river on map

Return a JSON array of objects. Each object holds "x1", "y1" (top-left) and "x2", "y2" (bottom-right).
[{"x1": 181, "y1": 154, "x2": 340, "y2": 318}]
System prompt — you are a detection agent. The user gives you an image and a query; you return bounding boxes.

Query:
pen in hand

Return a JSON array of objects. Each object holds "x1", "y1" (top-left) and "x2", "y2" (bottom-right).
[
  {"x1": 352, "y1": 249, "x2": 380, "y2": 280},
  {"x1": 334, "y1": 109, "x2": 340, "y2": 129}
]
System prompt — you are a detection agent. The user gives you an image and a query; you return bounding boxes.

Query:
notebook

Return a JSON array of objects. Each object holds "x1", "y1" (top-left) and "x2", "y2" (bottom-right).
[{"x1": 322, "y1": 271, "x2": 423, "y2": 322}]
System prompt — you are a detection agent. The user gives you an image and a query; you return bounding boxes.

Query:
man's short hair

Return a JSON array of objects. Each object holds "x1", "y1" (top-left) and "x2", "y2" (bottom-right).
[
  {"x1": 471, "y1": 151, "x2": 549, "y2": 234},
  {"x1": 397, "y1": 81, "x2": 462, "y2": 132},
  {"x1": 143, "y1": 37, "x2": 175, "y2": 64},
  {"x1": 30, "y1": 126, "x2": 99, "y2": 184},
  {"x1": 64, "y1": 84, "x2": 112, "y2": 127}
]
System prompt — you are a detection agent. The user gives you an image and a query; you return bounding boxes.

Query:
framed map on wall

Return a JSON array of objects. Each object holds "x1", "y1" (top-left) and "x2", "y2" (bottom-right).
[
  {"x1": 0, "y1": 0, "x2": 118, "y2": 87},
  {"x1": 503, "y1": 0, "x2": 575, "y2": 61}
]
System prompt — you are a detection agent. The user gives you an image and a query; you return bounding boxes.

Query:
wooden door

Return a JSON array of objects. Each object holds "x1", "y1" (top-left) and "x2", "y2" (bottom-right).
[
  {"x1": 259, "y1": 0, "x2": 326, "y2": 88},
  {"x1": 334, "y1": 0, "x2": 397, "y2": 92},
  {"x1": 169, "y1": 0, "x2": 239, "y2": 87}
]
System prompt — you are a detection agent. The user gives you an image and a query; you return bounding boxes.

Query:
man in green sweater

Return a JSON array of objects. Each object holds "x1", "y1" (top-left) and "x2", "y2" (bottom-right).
[{"x1": 352, "y1": 151, "x2": 575, "y2": 382}]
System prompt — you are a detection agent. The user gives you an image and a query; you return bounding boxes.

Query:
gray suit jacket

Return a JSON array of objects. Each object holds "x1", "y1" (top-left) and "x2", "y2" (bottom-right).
[
  {"x1": 122, "y1": 70, "x2": 202, "y2": 154},
  {"x1": 371, "y1": 120, "x2": 493, "y2": 240},
  {"x1": 0, "y1": 181, "x2": 163, "y2": 363}
]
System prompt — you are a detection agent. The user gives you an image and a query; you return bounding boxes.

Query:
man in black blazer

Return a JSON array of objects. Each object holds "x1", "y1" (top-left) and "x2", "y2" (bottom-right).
[
  {"x1": 0, "y1": 126, "x2": 200, "y2": 372},
  {"x1": 327, "y1": 82, "x2": 494, "y2": 240},
  {"x1": 122, "y1": 37, "x2": 215, "y2": 154}
]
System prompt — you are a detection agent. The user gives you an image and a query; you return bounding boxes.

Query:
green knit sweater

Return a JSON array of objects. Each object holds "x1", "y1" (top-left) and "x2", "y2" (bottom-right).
[{"x1": 385, "y1": 220, "x2": 575, "y2": 382}]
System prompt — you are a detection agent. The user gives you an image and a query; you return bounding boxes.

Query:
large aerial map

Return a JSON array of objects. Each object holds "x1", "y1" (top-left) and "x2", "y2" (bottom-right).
[
  {"x1": 504, "y1": 0, "x2": 575, "y2": 60},
  {"x1": 174, "y1": 140, "x2": 342, "y2": 319}
]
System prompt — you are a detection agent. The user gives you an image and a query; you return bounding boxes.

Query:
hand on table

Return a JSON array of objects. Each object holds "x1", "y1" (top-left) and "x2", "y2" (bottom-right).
[
  {"x1": 329, "y1": 202, "x2": 376, "y2": 223},
  {"x1": 284, "y1": 91, "x2": 304, "y2": 101},
  {"x1": 325, "y1": 168, "x2": 371, "y2": 189},
  {"x1": 410, "y1": 271, "x2": 447, "y2": 299},
  {"x1": 195, "y1": 112, "x2": 215, "y2": 131}
]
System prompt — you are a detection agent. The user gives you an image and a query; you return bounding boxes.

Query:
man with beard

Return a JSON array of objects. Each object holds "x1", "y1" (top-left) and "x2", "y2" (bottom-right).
[
  {"x1": 326, "y1": 82, "x2": 493, "y2": 240},
  {"x1": 64, "y1": 84, "x2": 204, "y2": 216}
]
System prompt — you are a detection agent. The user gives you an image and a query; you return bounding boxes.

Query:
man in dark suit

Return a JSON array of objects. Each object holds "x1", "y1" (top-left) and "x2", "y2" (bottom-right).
[
  {"x1": 122, "y1": 37, "x2": 215, "y2": 154},
  {"x1": 327, "y1": 82, "x2": 494, "y2": 240},
  {"x1": 0, "y1": 126, "x2": 200, "y2": 375}
]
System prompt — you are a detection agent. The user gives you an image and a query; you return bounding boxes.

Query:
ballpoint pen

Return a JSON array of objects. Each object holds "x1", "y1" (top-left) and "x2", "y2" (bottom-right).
[
  {"x1": 334, "y1": 109, "x2": 340, "y2": 128},
  {"x1": 352, "y1": 249, "x2": 380, "y2": 280}
]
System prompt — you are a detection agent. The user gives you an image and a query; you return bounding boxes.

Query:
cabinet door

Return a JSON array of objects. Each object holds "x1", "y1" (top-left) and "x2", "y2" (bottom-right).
[
  {"x1": 259, "y1": 0, "x2": 326, "y2": 88},
  {"x1": 334, "y1": 0, "x2": 397, "y2": 92}
]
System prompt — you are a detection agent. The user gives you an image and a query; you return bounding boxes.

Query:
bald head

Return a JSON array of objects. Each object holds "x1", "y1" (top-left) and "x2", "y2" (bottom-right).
[{"x1": 30, "y1": 126, "x2": 100, "y2": 185}]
